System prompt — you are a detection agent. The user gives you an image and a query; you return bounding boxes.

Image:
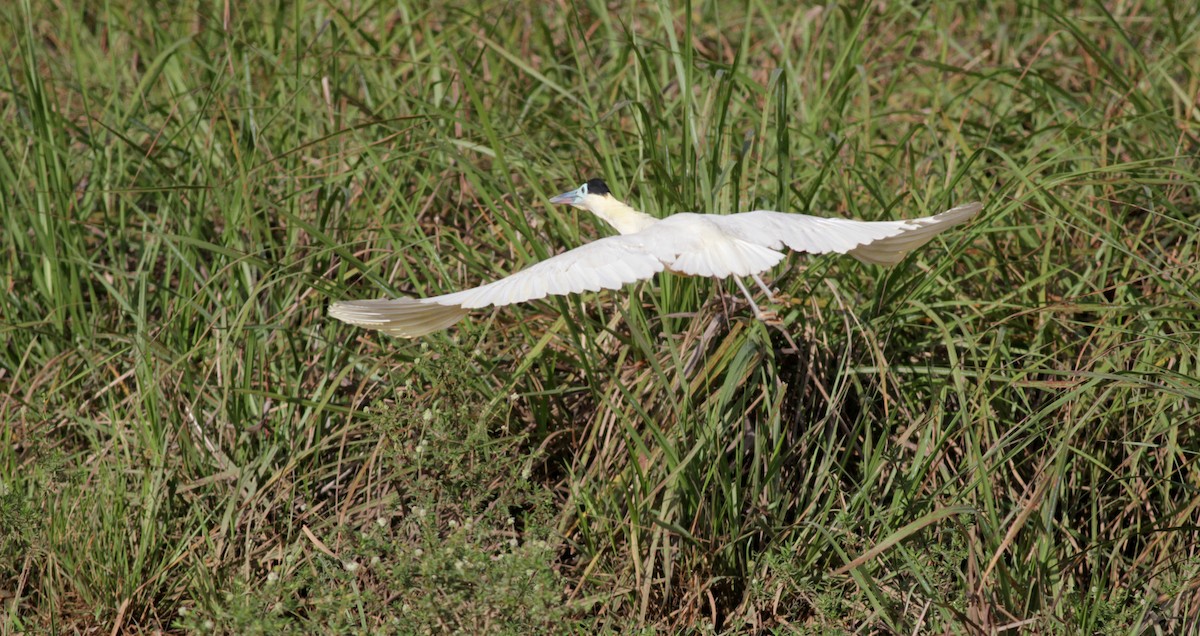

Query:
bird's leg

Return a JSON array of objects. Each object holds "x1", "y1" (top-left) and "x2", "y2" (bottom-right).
[
  {"x1": 733, "y1": 277, "x2": 773, "y2": 321},
  {"x1": 738, "y1": 277, "x2": 799, "y2": 353},
  {"x1": 750, "y1": 273, "x2": 776, "y2": 302}
]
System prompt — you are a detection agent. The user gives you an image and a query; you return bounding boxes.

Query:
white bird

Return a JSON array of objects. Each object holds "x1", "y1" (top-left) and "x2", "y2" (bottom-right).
[{"x1": 329, "y1": 179, "x2": 980, "y2": 338}]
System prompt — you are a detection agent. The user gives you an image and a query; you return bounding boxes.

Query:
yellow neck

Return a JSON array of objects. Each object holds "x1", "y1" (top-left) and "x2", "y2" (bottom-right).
[{"x1": 583, "y1": 193, "x2": 658, "y2": 235}]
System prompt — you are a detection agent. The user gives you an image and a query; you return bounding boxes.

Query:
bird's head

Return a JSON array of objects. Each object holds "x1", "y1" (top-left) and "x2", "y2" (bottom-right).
[{"x1": 549, "y1": 178, "x2": 611, "y2": 210}]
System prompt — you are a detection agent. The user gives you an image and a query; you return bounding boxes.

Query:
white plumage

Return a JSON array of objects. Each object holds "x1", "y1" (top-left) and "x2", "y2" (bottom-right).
[{"x1": 329, "y1": 179, "x2": 981, "y2": 338}]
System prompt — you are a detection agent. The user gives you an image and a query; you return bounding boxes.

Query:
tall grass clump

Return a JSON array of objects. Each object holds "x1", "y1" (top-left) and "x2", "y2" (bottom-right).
[{"x1": 1, "y1": 0, "x2": 1198, "y2": 633}]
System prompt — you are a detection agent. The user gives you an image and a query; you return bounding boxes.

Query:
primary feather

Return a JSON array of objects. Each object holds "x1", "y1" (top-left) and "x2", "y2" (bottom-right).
[
  {"x1": 329, "y1": 180, "x2": 981, "y2": 338},
  {"x1": 712, "y1": 202, "x2": 982, "y2": 266}
]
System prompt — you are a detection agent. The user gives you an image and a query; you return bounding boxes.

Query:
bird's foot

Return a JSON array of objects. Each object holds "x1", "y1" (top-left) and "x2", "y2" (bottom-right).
[{"x1": 756, "y1": 309, "x2": 783, "y2": 326}]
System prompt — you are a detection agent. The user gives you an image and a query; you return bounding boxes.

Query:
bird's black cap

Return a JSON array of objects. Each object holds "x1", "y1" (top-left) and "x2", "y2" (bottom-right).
[{"x1": 585, "y1": 178, "x2": 610, "y2": 195}]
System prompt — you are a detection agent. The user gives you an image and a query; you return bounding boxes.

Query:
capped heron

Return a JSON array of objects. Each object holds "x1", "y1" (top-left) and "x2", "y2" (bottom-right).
[{"x1": 329, "y1": 179, "x2": 980, "y2": 338}]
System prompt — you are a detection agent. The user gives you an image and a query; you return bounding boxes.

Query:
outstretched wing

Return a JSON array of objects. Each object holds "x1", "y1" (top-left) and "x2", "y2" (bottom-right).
[
  {"x1": 710, "y1": 202, "x2": 981, "y2": 266},
  {"x1": 431, "y1": 234, "x2": 666, "y2": 309},
  {"x1": 328, "y1": 233, "x2": 667, "y2": 337}
]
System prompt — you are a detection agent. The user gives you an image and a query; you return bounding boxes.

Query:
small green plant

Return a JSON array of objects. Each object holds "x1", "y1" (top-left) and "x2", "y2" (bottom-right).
[{"x1": 176, "y1": 345, "x2": 574, "y2": 633}]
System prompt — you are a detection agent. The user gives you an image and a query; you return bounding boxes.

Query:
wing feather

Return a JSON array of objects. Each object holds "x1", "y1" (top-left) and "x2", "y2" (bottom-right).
[
  {"x1": 448, "y1": 235, "x2": 665, "y2": 305},
  {"x1": 710, "y1": 202, "x2": 981, "y2": 266},
  {"x1": 327, "y1": 298, "x2": 470, "y2": 338},
  {"x1": 328, "y1": 234, "x2": 667, "y2": 337}
]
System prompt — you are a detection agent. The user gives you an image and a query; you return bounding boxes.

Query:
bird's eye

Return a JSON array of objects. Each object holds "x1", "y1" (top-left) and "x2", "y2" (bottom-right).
[{"x1": 580, "y1": 183, "x2": 588, "y2": 195}]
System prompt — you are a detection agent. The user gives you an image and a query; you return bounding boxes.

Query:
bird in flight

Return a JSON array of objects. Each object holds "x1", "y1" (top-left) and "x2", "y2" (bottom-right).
[{"x1": 329, "y1": 179, "x2": 980, "y2": 338}]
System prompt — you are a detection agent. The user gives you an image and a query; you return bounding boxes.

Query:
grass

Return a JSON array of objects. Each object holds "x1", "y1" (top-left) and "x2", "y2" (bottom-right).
[{"x1": 2, "y1": 0, "x2": 1198, "y2": 632}]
